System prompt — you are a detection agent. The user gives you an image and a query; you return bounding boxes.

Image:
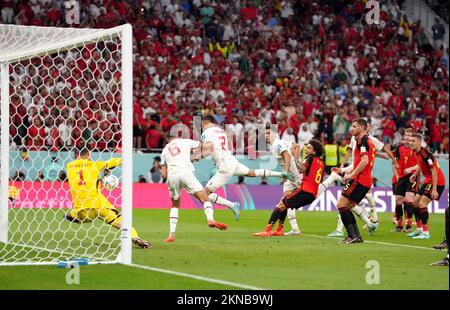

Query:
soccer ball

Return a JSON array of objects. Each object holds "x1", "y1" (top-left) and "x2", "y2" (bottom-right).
[{"x1": 102, "y1": 174, "x2": 119, "y2": 191}]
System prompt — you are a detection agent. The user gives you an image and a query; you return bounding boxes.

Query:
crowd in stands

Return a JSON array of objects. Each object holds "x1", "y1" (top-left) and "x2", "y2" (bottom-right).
[{"x1": 1, "y1": 0, "x2": 449, "y2": 157}]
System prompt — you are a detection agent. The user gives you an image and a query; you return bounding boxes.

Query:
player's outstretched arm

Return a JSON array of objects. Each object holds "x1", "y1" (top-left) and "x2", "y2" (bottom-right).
[{"x1": 104, "y1": 157, "x2": 122, "y2": 169}]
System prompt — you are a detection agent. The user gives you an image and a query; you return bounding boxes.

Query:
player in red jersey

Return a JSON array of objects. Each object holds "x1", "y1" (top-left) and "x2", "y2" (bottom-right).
[
  {"x1": 337, "y1": 119, "x2": 376, "y2": 244},
  {"x1": 406, "y1": 133, "x2": 446, "y2": 240},
  {"x1": 391, "y1": 128, "x2": 420, "y2": 233},
  {"x1": 391, "y1": 160, "x2": 399, "y2": 226},
  {"x1": 253, "y1": 139, "x2": 324, "y2": 237}
]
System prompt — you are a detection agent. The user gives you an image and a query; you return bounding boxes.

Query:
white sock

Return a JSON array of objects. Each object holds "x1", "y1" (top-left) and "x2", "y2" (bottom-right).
[
  {"x1": 208, "y1": 193, "x2": 234, "y2": 210},
  {"x1": 254, "y1": 169, "x2": 282, "y2": 177},
  {"x1": 352, "y1": 205, "x2": 372, "y2": 227},
  {"x1": 169, "y1": 208, "x2": 179, "y2": 235},
  {"x1": 336, "y1": 213, "x2": 344, "y2": 232},
  {"x1": 358, "y1": 201, "x2": 370, "y2": 218},
  {"x1": 287, "y1": 208, "x2": 299, "y2": 231},
  {"x1": 203, "y1": 201, "x2": 214, "y2": 221},
  {"x1": 366, "y1": 192, "x2": 378, "y2": 221},
  {"x1": 318, "y1": 172, "x2": 342, "y2": 197}
]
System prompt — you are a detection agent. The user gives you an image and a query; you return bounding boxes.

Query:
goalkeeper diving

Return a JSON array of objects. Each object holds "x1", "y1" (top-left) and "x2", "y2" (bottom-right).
[{"x1": 65, "y1": 145, "x2": 152, "y2": 249}]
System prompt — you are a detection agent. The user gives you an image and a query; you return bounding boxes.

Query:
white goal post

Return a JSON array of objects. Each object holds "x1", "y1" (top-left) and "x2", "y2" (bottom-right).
[{"x1": 0, "y1": 24, "x2": 133, "y2": 266}]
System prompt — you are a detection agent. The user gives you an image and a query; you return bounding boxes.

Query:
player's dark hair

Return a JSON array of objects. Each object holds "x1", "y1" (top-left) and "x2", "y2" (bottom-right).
[
  {"x1": 202, "y1": 115, "x2": 217, "y2": 124},
  {"x1": 352, "y1": 118, "x2": 368, "y2": 130},
  {"x1": 309, "y1": 139, "x2": 324, "y2": 157}
]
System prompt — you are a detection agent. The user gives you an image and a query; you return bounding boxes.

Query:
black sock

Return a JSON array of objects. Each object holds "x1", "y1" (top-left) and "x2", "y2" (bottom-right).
[
  {"x1": 268, "y1": 207, "x2": 282, "y2": 225},
  {"x1": 278, "y1": 209, "x2": 288, "y2": 227},
  {"x1": 395, "y1": 204, "x2": 404, "y2": 227},
  {"x1": 339, "y1": 208, "x2": 356, "y2": 238},
  {"x1": 420, "y1": 208, "x2": 429, "y2": 227},
  {"x1": 349, "y1": 211, "x2": 361, "y2": 238},
  {"x1": 404, "y1": 202, "x2": 413, "y2": 227},
  {"x1": 413, "y1": 207, "x2": 421, "y2": 223}
]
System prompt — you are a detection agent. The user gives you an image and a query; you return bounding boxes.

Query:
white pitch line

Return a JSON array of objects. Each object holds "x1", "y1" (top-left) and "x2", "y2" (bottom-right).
[
  {"x1": 127, "y1": 263, "x2": 268, "y2": 290},
  {"x1": 302, "y1": 234, "x2": 436, "y2": 251}
]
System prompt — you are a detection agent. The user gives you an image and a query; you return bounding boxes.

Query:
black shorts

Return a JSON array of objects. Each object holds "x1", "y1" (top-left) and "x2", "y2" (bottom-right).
[
  {"x1": 418, "y1": 183, "x2": 445, "y2": 200},
  {"x1": 282, "y1": 189, "x2": 316, "y2": 210},
  {"x1": 133, "y1": 125, "x2": 144, "y2": 137},
  {"x1": 394, "y1": 174, "x2": 419, "y2": 196},
  {"x1": 342, "y1": 179, "x2": 371, "y2": 204}
]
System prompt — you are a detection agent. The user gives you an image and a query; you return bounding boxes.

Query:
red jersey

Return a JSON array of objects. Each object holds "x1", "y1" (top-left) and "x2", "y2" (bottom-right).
[
  {"x1": 300, "y1": 155, "x2": 324, "y2": 197},
  {"x1": 416, "y1": 148, "x2": 446, "y2": 186},
  {"x1": 393, "y1": 143, "x2": 418, "y2": 178},
  {"x1": 353, "y1": 135, "x2": 375, "y2": 188}
]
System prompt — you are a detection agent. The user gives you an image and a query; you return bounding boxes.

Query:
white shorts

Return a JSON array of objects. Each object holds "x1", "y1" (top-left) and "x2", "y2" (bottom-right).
[
  {"x1": 206, "y1": 157, "x2": 250, "y2": 192},
  {"x1": 283, "y1": 180, "x2": 299, "y2": 193},
  {"x1": 167, "y1": 170, "x2": 203, "y2": 200}
]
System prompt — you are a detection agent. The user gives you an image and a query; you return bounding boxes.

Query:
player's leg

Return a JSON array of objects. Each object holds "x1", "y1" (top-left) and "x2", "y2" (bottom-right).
[
  {"x1": 403, "y1": 191, "x2": 416, "y2": 232},
  {"x1": 352, "y1": 203, "x2": 374, "y2": 232},
  {"x1": 193, "y1": 190, "x2": 228, "y2": 230},
  {"x1": 96, "y1": 195, "x2": 151, "y2": 248},
  {"x1": 282, "y1": 182, "x2": 301, "y2": 235},
  {"x1": 327, "y1": 213, "x2": 345, "y2": 237},
  {"x1": 408, "y1": 189, "x2": 425, "y2": 237},
  {"x1": 184, "y1": 172, "x2": 229, "y2": 230},
  {"x1": 165, "y1": 198, "x2": 180, "y2": 242},
  {"x1": 365, "y1": 191, "x2": 378, "y2": 222},
  {"x1": 411, "y1": 195, "x2": 432, "y2": 239},
  {"x1": 253, "y1": 199, "x2": 288, "y2": 237},
  {"x1": 393, "y1": 191, "x2": 406, "y2": 232},
  {"x1": 204, "y1": 169, "x2": 240, "y2": 221},
  {"x1": 339, "y1": 180, "x2": 368, "y2": 243},
  {"x1": 244, "y1": 162, "x2": 295, "y2": 181}
]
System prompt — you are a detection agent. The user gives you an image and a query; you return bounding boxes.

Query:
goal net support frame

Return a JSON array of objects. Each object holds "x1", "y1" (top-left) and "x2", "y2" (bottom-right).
[{"x1": 0, "y1": 24, "x2": 133, "y2": 266}]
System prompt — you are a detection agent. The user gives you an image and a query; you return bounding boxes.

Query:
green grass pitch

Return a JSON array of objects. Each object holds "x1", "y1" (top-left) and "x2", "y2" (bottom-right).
[{"x1": 0, "y1": 209, "x2": 448, "y2": 290}]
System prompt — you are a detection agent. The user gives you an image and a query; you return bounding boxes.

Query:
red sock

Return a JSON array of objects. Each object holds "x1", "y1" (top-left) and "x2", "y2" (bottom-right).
[
  {"x1": 417, "y1": 220, "x2": 423, "y2": 229},
  {"x1": 406, "y1": 218, "x2": 413, "y2": 227},
  {"x1": 423, "y1": 225, "x2": 429, "y2": 233},
  {"x1": 276, "y1": 223, "x2": 284, "y2": 231},
  {"x1": 397, "y1": 218, "x2": 403, "y2": 227}
]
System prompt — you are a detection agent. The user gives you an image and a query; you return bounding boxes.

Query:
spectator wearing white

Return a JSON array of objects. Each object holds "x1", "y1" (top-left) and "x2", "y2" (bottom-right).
[
  {"x1": 281, "y1": 127, "x2": 296, "y2": 144},
  {"x1": 297, "y1": 124, "x2": 314, "y2": 150}
]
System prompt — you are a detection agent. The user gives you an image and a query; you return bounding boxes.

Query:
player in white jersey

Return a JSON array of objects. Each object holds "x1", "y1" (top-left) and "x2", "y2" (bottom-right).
[
  {"x1": 201, "y1": 116, "x2": 294, "y2": 219},
  {"x1": 161, "y1": 136, "x2": 230, "y2": 242},
  {"x1": 265, "y1": 128, "x2": 302, "y2": 236},
  {"x1": 325, "y1": 124, "x2": 398, "y2": 237}
]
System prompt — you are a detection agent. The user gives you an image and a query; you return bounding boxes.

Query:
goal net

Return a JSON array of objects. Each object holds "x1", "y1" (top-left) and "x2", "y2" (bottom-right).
[{"x1": 0, "y1": 24, "x2": 133, "y2": 266}]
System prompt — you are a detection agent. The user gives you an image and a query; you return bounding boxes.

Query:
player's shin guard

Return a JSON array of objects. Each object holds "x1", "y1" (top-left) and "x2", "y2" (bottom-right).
[
  {"x1": 366, "y1": 192, "x2": 378, "y2": 221},
  {"x1": 203, "y1": 201, "x2": 214, "y2": 221},
  {"x1": 287, "y1": 208, "x2": 299, "y2": 231},
  {"x1": 254, "y1": 169, "x2": 282, "y2": 177},
  {"x1": 169, "y1": 208, "x2": 179, "y2": 235},
  {"x1": 414, "y1": 207, "x2": 423, "y2": 231},
  {"x1": 352, "y1": 205, "x2": 372, "y2": 227},
  {"x1": 404, "y1": 202, "x2": 414, "y2": 228},
  {"x1": 208, "y1": 193, "x2": 234, "y2": 210},
  {"x1": 395, "y1": 204, "x2": 404, "y2": 228},
  {"x1": 420, "y1": 208, "x2": 430, "y2": 233},
  {"x1": 339, "y1": 208, "x2": 357, "y2": 238}
]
